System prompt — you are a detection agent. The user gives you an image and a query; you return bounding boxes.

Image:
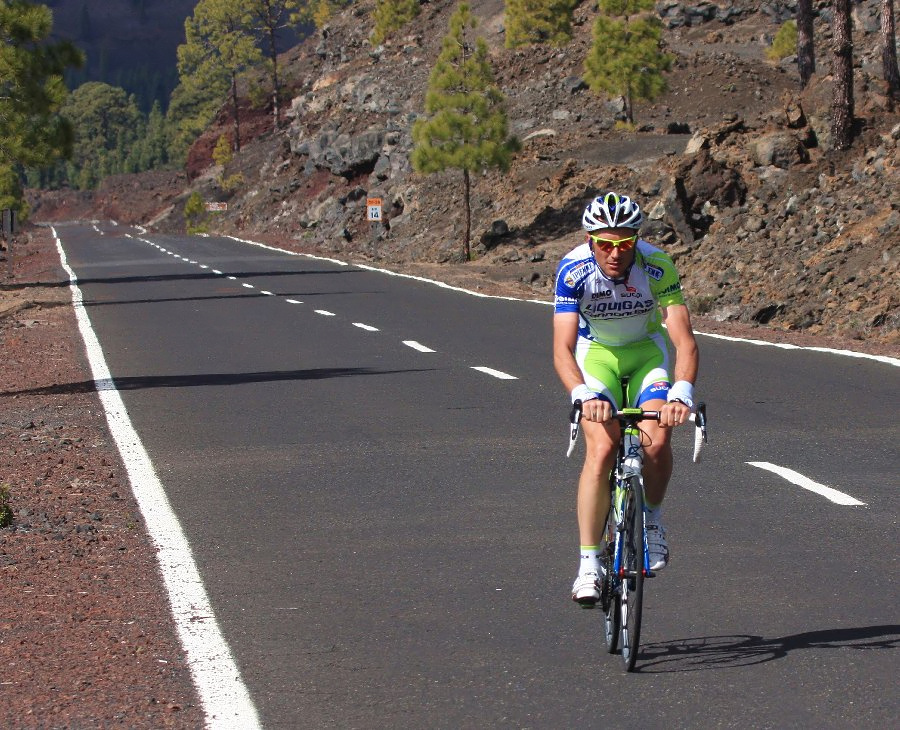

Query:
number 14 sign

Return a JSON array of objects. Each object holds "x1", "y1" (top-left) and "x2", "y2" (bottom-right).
[{"x1": 366, "y1": 198, "x2": 382, "y2": 222}]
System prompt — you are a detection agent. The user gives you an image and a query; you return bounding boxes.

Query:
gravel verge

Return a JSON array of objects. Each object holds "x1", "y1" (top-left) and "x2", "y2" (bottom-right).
[{"x1": 0, "y1": 227, "x2": 202, "y2": 728}]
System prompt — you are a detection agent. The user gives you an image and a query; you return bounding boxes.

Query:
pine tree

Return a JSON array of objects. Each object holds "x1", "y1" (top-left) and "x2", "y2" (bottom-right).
[
  {"x1": 0, "y1": 0, "x2": 83, "y2": 211},
  {"x1": 291, "y1": 0, "x2": 351, "y2": 30},
  {"x1": 504, "y1": 0, "x2": 576, "y2": 49},
  {"x1": 412, "y1": 2, "x2": 519, "y2": 262},
  {"x1": 247, "y1": 0, "x2": 303, "y2": 131},
  {"x1": 56, "y1": 82, "x2": 143, "y2": 189},
  {"x1": 880, "y1": 0, "x2": 900, "y2": 102},
  {"x1": 179, "y1": 0, "x2": 261, "y2": 152},
  {"x1": 583, "y1": 0, "x2": 671, "y2": 125},
  {"x1": 796, "y1": 0, "x2": 815, "y2": 88},
  {"x1": 831, "y1": 0, "x2": 854, "y2": 150},
  {"x1": 371, "y1": 0, "x2": 420, "y2": 46}
]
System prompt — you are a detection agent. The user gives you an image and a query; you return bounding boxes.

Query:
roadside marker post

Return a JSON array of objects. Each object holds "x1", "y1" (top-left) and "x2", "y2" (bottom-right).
[{"x1": 366, "y1": 197, "x2": 383, "y2": 244}]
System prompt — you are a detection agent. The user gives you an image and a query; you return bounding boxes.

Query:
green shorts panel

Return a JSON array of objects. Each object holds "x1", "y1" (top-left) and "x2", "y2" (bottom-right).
[{"x1": 575, "y1": 333, "x2": 673, "y2": 409}]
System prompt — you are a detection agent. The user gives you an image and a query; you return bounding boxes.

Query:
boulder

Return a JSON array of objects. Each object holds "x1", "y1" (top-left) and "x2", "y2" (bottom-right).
[{"x1": 750, "y1": 132, "x2": 810, "y2": 168}]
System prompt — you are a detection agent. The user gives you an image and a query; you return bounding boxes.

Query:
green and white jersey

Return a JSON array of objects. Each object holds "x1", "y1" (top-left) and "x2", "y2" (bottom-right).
[{"x1": 554, "y1": 240, "x2": 685, "y2": 347}]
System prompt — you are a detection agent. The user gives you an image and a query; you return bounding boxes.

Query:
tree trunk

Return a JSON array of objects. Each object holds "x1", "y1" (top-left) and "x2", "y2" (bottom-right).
[
  {"x1": 831, "y1": 0, "x2": 854, "y2": 150},
  {"x1": 231, "y1": 73, "x2": 241, "y2": 152},
  {"x1": 881, "y1": 0, "x2": 900, "y2": 101},
  {"x1": 797, "y1": 0, "x2": 816, "y2": 87},
  {"x1": 269, "y1": 29, "x2": 280, "y2": 131},
  {"x1": 463, "y1": 169, "x2": 471, "y2": 262}
]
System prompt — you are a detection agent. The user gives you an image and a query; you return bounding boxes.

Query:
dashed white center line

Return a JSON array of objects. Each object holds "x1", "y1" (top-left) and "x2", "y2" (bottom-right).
[
  {"x1": 136, "y1": 237, "x2": 524, "y2": 388},
  {"x1": 471, "y1": 366, "x2": 518, "y2": 380},
  {"x1": 747, "y1": 462, "x2": 866, "y2": 506}
]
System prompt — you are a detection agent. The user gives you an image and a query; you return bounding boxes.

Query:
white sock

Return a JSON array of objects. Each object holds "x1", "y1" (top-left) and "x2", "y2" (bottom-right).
[
  {"x1": 579, "y1": 546, "x2": 601, "y2": 575},
  {"x1": 646, "y1": 505, "x2": 662, "y2": 526}
]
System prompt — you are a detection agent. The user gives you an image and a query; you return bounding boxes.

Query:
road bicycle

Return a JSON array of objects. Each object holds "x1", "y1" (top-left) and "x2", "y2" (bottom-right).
[{"x1": 568, "y1": 393, "x2": 707, "y2": 671}]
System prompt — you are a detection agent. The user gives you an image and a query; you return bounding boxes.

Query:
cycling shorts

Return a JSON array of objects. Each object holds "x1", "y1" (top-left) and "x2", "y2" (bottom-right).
[{"x1": 575, "y1": 332, "x2": 673, "y2": 410}]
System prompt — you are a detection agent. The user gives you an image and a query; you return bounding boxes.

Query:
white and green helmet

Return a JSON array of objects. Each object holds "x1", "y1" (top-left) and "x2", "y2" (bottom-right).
[{"x1": 582, "y1": 191, "x2": 644, "y2": 231}]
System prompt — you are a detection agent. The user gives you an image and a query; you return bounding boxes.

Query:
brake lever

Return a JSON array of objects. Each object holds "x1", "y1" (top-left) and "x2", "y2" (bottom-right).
[
  {"x1": 691, "y1": 402, "x2": 708, "y2": 463},
  {"x1": 567, "y1": 400, "x2": 583, "y2": 458}
]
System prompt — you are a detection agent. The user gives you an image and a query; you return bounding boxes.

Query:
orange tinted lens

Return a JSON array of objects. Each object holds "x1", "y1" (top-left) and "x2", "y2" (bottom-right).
[{"x1": 590, "y1": 234, "x2": 636, "y2": 252}]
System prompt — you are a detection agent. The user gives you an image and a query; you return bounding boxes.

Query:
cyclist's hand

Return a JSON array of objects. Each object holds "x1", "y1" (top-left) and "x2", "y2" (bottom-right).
[
  {"x1": 582, "y1": 397, "x2": 613, "y2": 423},
  {"x1": 660, "y1": 400, "x2": 692, "y2": 428}
]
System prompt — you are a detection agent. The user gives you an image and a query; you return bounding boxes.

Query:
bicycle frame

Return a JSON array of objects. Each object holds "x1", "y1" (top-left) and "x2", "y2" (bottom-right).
[{"x1": 609, "y1": 411, "x2": 653, "y2": 579}]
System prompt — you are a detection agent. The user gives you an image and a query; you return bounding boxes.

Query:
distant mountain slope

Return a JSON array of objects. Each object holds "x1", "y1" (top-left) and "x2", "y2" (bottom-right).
[
  {"x1": 48, "y1": 0, "x2": 198, "y2": 111},
  {"x1": 47, "y1": 0, "x2": 301, "y2": 112}
]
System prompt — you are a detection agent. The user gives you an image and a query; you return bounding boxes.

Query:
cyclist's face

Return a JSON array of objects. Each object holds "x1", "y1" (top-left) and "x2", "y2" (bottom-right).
[{"x1": 588, "y1": 227, "x2": 637, "y2": 278}]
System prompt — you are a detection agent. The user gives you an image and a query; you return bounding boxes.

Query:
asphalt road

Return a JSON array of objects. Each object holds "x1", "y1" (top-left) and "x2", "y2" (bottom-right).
[{"x1": 55, "y1": 222, "x2": 899, "y2": 729}]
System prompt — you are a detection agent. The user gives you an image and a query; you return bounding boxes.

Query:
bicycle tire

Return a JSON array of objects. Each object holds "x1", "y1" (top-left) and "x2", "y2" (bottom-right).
[
  {"x1": 602, "y1": 529, "x2": 620, "y2": 654},
  {"x1": 620, "y1": 477, "x2": 645, "y2": 671}
]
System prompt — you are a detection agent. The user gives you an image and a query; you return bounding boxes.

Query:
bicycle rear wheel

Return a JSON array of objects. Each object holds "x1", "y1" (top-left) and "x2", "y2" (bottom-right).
[{"x1": 620, "y1": 477, "x2": 645, "y2": 671}]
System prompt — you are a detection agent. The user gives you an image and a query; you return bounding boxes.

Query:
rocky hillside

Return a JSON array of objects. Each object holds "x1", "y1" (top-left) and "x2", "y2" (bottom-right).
[{"x1": 32, "y1": 0, "x2": 900, "y2": 348}]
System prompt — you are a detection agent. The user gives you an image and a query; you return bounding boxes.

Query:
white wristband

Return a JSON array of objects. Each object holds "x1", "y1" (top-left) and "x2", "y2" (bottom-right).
[
  {"x1": 571, "y1": 384, "x2": 599, "y2": 405},
  {"x1": 667, "y1": 380, "x2": 694, "y2": 408}
]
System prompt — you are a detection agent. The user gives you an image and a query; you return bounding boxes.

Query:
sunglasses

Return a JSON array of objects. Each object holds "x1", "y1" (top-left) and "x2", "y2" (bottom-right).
[{"x1": 588, "y1": 233, "x2": 637, "y2": 253}]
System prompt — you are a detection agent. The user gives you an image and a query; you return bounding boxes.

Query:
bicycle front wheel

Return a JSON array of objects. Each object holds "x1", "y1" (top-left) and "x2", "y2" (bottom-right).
[
  {"x1": 602, "y1": 536, "x2": 619, "y2": 654},
  {"x1": 620, "y1": 477, "x2": 645, "y2": 671}
]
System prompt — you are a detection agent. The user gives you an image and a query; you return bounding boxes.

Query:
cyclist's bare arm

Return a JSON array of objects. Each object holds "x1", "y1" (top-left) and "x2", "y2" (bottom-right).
[
  {"x1": 553, "y1": 312, "x2": 613, "y2": 422},
  {"x1": 659, "y1": 303, "x2": 699, "y2": 428}
]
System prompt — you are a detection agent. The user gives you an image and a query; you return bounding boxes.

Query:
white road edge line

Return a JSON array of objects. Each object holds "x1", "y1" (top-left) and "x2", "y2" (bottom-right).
[
  {"x1": 220, "y1": 235, "x2": 898, "y2": 368},
  {"x1": 52, "y1": 227, "x2": 262, "y2": 729},
  {"x1": 403, "y1": 340, "x2": 435, "y2": 353},
  {"x1": 471, "y1": 366, "x2": 518, "y2": 380},
  {"x1": 746, "y1": 461, "x2": 867, "y2": 506},
  {"x1": 353, "y1": 323, "x2": 379, "y2": 331}
]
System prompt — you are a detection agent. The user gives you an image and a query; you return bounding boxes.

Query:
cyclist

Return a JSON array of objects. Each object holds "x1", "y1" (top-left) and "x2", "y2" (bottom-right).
[{"x1": 553, "y1": 191, "x2": 699, "y2": 606}]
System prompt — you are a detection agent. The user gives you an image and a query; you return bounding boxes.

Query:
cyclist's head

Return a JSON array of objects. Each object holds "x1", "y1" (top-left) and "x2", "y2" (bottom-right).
[{"x1": 582, "y1": 191, "x2": 644, "y2": 232}]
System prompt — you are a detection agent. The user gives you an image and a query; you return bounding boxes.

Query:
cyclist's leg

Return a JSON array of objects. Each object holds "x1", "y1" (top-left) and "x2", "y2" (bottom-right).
[
  {"x1": 575, "y1": 342, "x2": 623, "y2": 547},
  {"x1": 625, "y1": 334, "x2": 675, "y2": 506},
  {"x1": 626, "y1": 335, "x2": 674, "y2": 570}
]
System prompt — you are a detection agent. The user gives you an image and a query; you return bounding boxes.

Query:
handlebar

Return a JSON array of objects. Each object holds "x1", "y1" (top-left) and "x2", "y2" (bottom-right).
[{"x1": 567, "y1": 401, "x2": 709, "y2": 462}]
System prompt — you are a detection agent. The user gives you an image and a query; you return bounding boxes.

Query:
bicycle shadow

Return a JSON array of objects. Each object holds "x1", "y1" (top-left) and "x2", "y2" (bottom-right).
[{"x1": 634, "y1": 624, "x2": 899, "y2": 673}]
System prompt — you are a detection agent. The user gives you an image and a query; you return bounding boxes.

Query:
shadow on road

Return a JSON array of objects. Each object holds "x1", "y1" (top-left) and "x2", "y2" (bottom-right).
[
  {"x1": 634, "y1": 624, "x2": 900, "y2": 673},
  {"x1": 1, "y1": 367, "x2": 436, "y2": 396},
  {"x1": 0, "y1": 268, "x2": 362, "y2": 290},
  {"x1": 81, "y1": 290, "x2": 380, "y2": 306}
]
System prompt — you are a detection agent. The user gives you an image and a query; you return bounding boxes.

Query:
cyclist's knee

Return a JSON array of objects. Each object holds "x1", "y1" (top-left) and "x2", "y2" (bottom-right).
[
  {"x1": 643, "y1": 439, "x2": 672, "y2": 465},
  {"x1": 583, "y1": 442, "x2": 615, "y2": 473}
]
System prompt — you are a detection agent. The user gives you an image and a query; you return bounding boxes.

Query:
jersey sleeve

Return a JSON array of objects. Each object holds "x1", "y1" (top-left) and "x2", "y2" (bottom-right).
[
  {"x1": 643, "y1": 251, "x2": 685, "y2": 307},
  {"x1": 553, "y1": 259, "x2": 582, "y2": 314}
]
